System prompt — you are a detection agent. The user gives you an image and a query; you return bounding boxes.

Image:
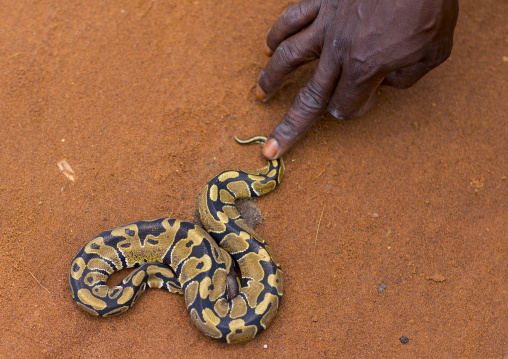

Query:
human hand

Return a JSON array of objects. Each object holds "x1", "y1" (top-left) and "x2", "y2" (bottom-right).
[{"x1": 257, "y1": 0, "x2": 459, "y2": 159}]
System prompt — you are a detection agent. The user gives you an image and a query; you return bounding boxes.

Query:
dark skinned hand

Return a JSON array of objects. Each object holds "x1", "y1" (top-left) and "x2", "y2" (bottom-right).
[{"x1": 257, "y1": 0, "x2": 459, "y2": 159}]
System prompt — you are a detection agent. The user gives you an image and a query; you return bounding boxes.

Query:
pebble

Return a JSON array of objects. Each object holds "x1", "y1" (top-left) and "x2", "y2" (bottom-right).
[
  {"x1": 378, "y1": 283, "x2": 387, "y2": 293},
  {"x1": 399, "y1": 336, "x2": 410, "y2": 344}
]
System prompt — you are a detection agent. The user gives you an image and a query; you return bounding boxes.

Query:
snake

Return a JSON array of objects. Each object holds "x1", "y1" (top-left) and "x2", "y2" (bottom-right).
[{"x1": 69, "y1": 136, "x2": 285, "y2": 344}]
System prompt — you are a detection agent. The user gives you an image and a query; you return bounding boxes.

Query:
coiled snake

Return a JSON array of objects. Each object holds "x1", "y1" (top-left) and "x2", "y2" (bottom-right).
[{"x1": 69, "y1": 136, "x2": 284, "y2": 344}]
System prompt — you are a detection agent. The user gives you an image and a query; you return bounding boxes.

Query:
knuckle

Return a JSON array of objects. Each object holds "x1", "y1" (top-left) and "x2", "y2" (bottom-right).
[
  {"x1": 278, "y1": 117, "x2": 298, "y2": 138},
  {"x1": 295, "y1": 83, "x2": 327, "y2": 115},
  {"x1": 276, "y1": 41, "x2": 303, "y2": 69},
  {"x1": 274, "y1": 115, "x2": 301, "y2": 145},
  {"x1": 281, "y1": 2, "x2": 304, "y2": 28},
  {"x1": 327, "y1": 90, "x2": 376, "y2": 120},
  {"x1": 385, "y1": 70, "x2": 418, "y2": 89},
  {"x1": 331, "y1": 36, "x2": 351, "y2": 53},
  {"x1": 257, "y1": 67, "x2": 270, "y2": 84},
  {"x1": 347, "y1": 56, "x2": 382, "y2": 82},
  {"x1": 423, "y1": 40, "x2": 454, "y2": 69},
  {"x1": 327, "y1": 105, "x2": 352, "y2": 120}
]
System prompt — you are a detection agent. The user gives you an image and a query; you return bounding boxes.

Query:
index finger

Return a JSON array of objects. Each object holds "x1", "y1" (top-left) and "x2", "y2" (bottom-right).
[{"x1": 262, "y1": 53, "x2": 341, "y2": 159}]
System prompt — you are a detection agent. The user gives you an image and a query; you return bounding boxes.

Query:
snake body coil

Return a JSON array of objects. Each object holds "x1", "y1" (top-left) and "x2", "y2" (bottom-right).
[{"x1": 69, "y1": 136, "x2": 285, "y2": 344}]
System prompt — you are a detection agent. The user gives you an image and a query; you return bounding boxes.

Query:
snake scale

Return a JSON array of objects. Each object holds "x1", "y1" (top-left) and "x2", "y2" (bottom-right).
[{"x1": 69, "y1": 136, "x2": 285, "y2": 344}]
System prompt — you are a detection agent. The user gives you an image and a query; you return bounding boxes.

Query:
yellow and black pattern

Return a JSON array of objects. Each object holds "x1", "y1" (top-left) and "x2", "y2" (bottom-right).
[{"x1": 69, "y1": 136, "x2": 285, "y2": 344}]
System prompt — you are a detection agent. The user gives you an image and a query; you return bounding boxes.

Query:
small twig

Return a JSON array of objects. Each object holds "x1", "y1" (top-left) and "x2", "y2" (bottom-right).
[
  {"x1": 29, "y1": 271, "x2": 51, "y2": 295},
  {"x1": 313, "y1": 167, "x2": 327, "y2": 180},
  {"x1": 314, "y1": 203, "x2": 326, "y2": 254}
]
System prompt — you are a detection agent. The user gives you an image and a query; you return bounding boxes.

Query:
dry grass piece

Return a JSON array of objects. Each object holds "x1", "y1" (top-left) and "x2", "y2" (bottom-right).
[{"x1": 57, "y1": 159, "x2": 76, "y2": 182}]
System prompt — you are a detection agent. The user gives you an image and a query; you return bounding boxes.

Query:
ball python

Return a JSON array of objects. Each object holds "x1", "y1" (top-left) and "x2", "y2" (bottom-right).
[{"x1": 69, "y1": 136, "x2": 285, "y2": 344}]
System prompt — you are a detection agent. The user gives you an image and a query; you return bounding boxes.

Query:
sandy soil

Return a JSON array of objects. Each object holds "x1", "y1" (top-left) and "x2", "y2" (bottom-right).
[{"x1": 0, "y1": 1, "x2": 506, "y2": 358}]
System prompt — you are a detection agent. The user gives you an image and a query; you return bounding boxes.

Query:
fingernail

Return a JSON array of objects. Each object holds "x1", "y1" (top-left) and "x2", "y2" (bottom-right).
[
  {"x1": 264, "y1": 44, "x2": 273, "y2": 57},
  {"x1": 255, "y1": 84, "x2": 266, "y2": 100},
  {"x1": 262, "y1": 138, "x2": 279, "y2": 159}
]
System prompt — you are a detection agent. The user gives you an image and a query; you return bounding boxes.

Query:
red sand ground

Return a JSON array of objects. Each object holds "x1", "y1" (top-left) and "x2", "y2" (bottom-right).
[{"x1": 0, "y1": 1, "x2": 506, "y2": 358}]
